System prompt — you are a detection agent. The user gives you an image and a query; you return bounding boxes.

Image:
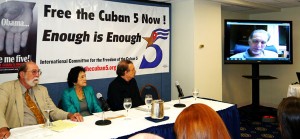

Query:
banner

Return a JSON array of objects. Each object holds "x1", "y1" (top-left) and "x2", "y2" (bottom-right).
[{"x1": 0, "y1": 0, "x2": 170, "y2": 84}]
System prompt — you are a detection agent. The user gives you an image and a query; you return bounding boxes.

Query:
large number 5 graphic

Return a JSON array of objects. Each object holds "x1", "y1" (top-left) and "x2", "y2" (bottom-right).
[{"x1": 139, "y1": 44, "x2": 162, "y2": 69}]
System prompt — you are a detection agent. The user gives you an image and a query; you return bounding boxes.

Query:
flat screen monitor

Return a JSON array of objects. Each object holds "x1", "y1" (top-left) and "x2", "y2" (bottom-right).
[{"x1": 224, "y1": 19, "x2": 292, "y2": 64}]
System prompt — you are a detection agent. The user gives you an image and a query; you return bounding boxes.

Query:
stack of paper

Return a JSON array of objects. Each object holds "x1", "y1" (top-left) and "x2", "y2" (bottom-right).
[{"x1": 48, "y1": 120, "x2": 77, "y2": 132}]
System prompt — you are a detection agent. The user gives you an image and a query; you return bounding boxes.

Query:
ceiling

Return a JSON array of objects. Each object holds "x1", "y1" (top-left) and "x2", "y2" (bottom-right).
[
  {"x1": 213, "y1": 0, "x2": 300, "y2": 14},
  {"x1": 150, "y1": 0, "x2": 300, "y2": 14}
]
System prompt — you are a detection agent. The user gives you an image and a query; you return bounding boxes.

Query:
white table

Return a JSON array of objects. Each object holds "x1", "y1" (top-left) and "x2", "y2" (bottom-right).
[
  {"x1": 287, "y1": 84, "x2": 300, "y2": 97},
  {"x1": 9, "y1": 98, "x2": 238, "y2": 139}
]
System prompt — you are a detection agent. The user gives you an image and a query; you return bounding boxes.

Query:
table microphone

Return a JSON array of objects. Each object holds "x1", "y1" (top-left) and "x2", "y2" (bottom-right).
[
  {"x1": 95, "y1": 93, "x2": 111, "y2": 126},
  {"x1": 96, "y1": 93, "x2": 111, "y2": 111},
  {"x1": 175, "y1": 81, "x2": 184, "y2": 97},
  {"x1": 174, "y1": 81, "x2": 186, "y2": 108}
]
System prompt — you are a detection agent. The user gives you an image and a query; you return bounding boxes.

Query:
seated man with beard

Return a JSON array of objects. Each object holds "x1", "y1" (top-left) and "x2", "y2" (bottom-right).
[{"x1": 0, "y1": 61, "x2": 84, "y2": 139}]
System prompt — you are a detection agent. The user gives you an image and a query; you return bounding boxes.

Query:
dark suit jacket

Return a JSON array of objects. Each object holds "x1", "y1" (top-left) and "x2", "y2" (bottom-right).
[{"x1": 107, "y1": 76, "x2": 144, "y2": 111}]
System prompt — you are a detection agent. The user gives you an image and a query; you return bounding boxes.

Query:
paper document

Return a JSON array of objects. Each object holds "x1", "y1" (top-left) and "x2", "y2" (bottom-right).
[
  {"x1": 136, "y1": 105, "x2": 170, "y2": 112},
  {"x1": 48, "y1": 120, "x2": 77, "y2": 132},
  {"x1": 93, "y1": 111, "x2": 125, "y2": 120},
  {"x1": 105, "y1": 115, "x2": 125, "y2": 120}
]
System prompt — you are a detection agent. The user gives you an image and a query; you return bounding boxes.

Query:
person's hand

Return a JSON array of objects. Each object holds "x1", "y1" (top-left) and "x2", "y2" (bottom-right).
[
  {"x1": 0, "y1": 127, "x2": 10, "y2": 139},
  {"x1": 0, "y1": 1, "x2": 35, "y2": 55},
  {"x1": 68, "y1": 113, "x2": 84, "y2": 122}
]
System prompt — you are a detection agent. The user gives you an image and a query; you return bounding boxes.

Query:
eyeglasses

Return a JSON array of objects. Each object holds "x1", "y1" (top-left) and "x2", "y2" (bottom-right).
[
  {"x1": 26, "y1": 69, "x2": 42, "y2": 75},
  {"x1": 251, "y1": 39, "x2": 267, "y2": 45}
]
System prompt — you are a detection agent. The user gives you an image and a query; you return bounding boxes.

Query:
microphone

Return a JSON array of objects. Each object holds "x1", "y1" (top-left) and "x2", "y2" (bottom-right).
[
  {"x1": 95, "y1": 93, "x2": 111, "y2": 126},
  {"x1": 174, "y1": 81, "x2": 186, "y2": 108},
  {"x1": 96, "y1": 93, "x2": 111, "y2": 111},
  {"x1": 175, "y1": 81, "x2": 184, "y2": 97}
]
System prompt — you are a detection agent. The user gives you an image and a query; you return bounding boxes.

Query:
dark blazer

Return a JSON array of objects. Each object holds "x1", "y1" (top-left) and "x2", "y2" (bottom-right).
[{"x1": 107, "y1": 76, "x2": 144, "y2": 111}]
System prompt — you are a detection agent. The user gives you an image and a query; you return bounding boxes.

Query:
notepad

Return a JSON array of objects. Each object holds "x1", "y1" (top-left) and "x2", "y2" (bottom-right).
[
  {"x1": 93, "y1": 112, "x2": 125, "y2": 120},
  {"x1": 105, "y1": 115, "x2": 125, "y2": 120},
  {"x1": 46, "y1": 120, "x2": 77, "y2": 132}
]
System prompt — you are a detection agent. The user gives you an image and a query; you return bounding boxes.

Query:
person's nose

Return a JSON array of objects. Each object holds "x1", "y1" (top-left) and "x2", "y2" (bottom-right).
[{"x1": 256, "y1": 42, "x2": 264, "y2": 48}]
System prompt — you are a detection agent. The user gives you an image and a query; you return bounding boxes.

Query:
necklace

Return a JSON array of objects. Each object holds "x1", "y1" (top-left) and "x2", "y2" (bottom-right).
[
  {"x1": 78, "y1": 93, "x2": 85, "y2": 101},
  {"x1": 76, "y1": 88, "x2": 85, "y2": 101}
]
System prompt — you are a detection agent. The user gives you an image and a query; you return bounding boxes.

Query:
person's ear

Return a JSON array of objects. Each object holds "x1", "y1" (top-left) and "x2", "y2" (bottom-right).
[
  {"x1": 124, "y1": 70, "x2": 129, "y2": 75},
  {"x1": 20, "y1": 71, "x2": 25, "y2": 78}
]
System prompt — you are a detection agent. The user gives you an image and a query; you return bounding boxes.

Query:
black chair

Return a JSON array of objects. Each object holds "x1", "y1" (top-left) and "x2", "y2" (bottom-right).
[
  {"x1": 57, "y1": 99, "x2": 63, "y2": 109},
  {"x1": 140, "y1": 84, "x2": 160, "y2": 100}
]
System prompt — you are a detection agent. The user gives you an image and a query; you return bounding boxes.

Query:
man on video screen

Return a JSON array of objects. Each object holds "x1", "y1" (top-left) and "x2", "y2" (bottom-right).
[{"x1": 230, "y1": 29, "x2": 278, "y2": 58}]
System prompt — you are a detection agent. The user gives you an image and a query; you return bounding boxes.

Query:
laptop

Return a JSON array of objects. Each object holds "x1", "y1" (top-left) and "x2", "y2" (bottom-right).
[{"x1": 297, "y1": 72, "x2": 300, "y2": 83}]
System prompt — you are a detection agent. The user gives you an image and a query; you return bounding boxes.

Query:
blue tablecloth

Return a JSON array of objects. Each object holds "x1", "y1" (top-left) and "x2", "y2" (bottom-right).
[{"x1": 118, "y1": 104, "x2": 240, "y2": 139}]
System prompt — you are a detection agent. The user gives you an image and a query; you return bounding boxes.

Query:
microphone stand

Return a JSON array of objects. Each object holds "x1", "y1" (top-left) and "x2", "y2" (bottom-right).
[
  {"x1": 173, "y1": 95, "x2": 186, "y2": 108},
  {"x1": 95, "y1": 92, "x2": 111, "y2": 125},
  {"x1": 95, "y1": 111, "x2": 111, "y2": 126}
]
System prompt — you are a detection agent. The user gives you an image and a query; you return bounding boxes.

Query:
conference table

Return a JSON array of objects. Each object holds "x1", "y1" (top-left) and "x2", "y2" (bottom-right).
[{"x1": 9, "y1": 97, "x2": 240, "y2": 139}]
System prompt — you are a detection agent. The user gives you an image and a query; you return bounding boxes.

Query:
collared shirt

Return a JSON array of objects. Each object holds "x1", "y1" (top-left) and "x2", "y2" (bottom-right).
[
  {"x1": 21, "y1": 86, "x2": 45, "y2": 126},
  {"x1": 230, "y1": 49, "x2": 278, "y2": 59}
]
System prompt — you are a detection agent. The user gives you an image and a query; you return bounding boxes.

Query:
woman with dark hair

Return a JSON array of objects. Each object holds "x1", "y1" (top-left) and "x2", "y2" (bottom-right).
[
  {"x1": 174, "y1": 103, "x2": 231, "y2": 139},
  {"x1": 61, "y1": 66, "x2": 102, "y2": 116},
  {"x1": 277, "y1": 97, "x2": 300, "y2": 139}
]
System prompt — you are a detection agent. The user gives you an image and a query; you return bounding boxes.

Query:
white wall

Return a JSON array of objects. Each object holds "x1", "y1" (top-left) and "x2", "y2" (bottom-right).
[
  {"x1": 250, "y1": 7, "x2": 300, "y2": 107},
  {"x1": 171, "y1": 0, "x2": 195, "y2": 99},
  {"x1": 222, "y1": 11, "x2": 252, "y2": 106},
  {"x1": 194, "y1": 0, "x2": 222, "y2": 100},
  {"x1": 171, "y1": 1, "x2": 300, "y2": 108},
  {"x1": 171, "y1": 0, "x2": 223, "y2": 100}
]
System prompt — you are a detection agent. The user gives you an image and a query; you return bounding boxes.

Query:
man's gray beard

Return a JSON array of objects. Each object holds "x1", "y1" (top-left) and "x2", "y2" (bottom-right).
[{"x1": 25, "y1": 77, "x2": 39, "y2": 87}]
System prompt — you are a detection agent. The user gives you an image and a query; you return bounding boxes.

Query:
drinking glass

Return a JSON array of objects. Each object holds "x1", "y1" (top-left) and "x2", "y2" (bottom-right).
[
  {"x1": 123, "y1": 98, "x2": 132, "y2": 120},
  {"x1": 192, "y1": 88, "x2": 199, "y2": 101},
  {"x1": 145, "y1": 94, "x2": 153, "y2": 114},
  {"x1": 44, "y1": 100, "x2": 53, "y2": 127}
]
